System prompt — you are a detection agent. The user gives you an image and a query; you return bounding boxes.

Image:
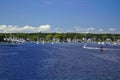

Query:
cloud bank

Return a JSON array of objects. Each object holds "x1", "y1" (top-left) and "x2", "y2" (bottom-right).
[
  {"x1": 0, "y1": 25, "x2": 51, "y2": 33},
  {"x1": 0, "y1": 24, "x2": 118, "y2": 33}
]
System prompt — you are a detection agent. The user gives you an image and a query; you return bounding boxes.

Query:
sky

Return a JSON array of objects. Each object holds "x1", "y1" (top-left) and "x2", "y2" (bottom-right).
[{"x1": 0, "y1": 0, "x2": 120, "y2": 33}]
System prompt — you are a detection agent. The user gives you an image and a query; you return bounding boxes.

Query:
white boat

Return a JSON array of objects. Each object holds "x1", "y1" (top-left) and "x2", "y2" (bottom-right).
[{"x1": 98, "y1": 42, "x2": 105, "y2": 45}]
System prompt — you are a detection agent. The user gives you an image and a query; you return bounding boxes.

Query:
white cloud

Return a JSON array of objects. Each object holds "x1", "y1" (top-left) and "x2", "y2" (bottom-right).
[
  {"x1": 75, "y1": 27, "x2": 94, "y2": 31},
  {"x1": 88, "y1": 28, "x2": 94, "y2": 31},
  {"x1": 99, "y1": 29, "x2": 103, "y2": 32},
  {"x1": 0, "y1": 24, "x2": 51, "y2": 33},
  {"x1": 109, "y1": 28, "x2": 116, "y2": 31},
  {"x1": 38, "y1": 25, "x2": 51, "y2": 32}
]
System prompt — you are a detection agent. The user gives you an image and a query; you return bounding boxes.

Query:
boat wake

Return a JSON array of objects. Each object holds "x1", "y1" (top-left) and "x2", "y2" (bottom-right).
[{"x1": 83, "y1": 45, "x2": 120, "y2": 51}]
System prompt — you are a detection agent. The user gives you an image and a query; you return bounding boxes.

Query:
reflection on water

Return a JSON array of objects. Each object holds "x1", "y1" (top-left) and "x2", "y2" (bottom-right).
[{"x1": 0, "y1": 42, "x2": 120, "y2": 80}]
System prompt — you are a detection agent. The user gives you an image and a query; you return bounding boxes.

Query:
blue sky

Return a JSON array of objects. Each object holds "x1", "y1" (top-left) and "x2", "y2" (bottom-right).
[{"x1": 0, "y1": 0, "x2": 120, "y2": 33}]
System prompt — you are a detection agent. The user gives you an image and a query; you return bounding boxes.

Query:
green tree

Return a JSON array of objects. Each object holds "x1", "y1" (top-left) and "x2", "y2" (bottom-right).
[
  {"x1": 54, "y1": 33, "x2": 63, "y2": 41},
  {"x1": 46, "y1": 34, "x2": 53, "y2": 41}
]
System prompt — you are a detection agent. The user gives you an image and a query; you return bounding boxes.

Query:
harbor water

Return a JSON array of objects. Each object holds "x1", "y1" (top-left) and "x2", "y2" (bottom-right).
[{"x1": 0, "y1": 42, "x2": 120, "y2": 80}]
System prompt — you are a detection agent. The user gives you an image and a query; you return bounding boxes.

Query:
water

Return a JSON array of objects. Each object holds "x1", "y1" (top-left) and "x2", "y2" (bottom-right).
[{"x1": 0, "y1": 42, "x2": 120, "y2": 80}]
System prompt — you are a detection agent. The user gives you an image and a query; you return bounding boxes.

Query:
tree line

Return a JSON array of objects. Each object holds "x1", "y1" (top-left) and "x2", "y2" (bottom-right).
[{"x1": 0, "y1": 33, "x2": 120, "y2": 42}]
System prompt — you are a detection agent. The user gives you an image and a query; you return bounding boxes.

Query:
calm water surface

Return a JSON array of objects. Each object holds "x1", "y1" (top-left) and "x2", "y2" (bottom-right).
[{"x1": 0, "y1": 42, "x2": 120, "y2": 80}]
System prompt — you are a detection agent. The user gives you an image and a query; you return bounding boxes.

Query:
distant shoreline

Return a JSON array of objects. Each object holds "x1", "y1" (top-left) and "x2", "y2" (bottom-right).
[{"x1": 0, "y1": 33, "x2": 120, "y2": 43}]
